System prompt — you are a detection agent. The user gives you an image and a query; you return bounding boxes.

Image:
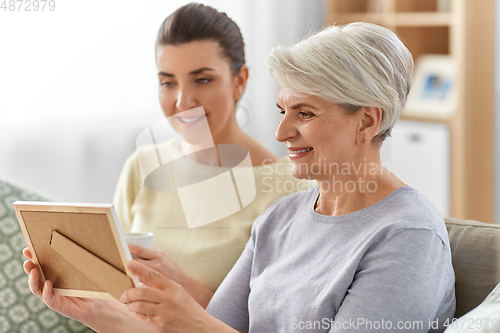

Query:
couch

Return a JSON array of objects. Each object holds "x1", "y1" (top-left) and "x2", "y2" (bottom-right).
[
  {"x1": 2, "y1": 177, "x2": 500, "y2": 332},
  {"x1": 444, "y1": 217, "x2": 500, "y2": 332},
  {"x1": 445, "y1": 217, "x2": 500, "y2": 318}
]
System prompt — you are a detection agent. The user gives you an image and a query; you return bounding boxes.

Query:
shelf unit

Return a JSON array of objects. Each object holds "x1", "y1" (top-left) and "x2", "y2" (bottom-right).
[{"x1": 327, "y1": 0, "x2": 495, "y2": 223}]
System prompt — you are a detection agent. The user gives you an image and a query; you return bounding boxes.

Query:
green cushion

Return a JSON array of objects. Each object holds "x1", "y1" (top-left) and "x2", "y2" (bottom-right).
[{"x1": 0, "y1": 178, "x2": 94, "y2": 333}]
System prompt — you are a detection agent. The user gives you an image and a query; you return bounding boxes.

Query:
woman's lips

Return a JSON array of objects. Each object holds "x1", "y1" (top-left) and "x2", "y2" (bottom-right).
[
  {"x1": 175, "y1": 114, "x2": 207, "y2": 126},
  {"x1": 288, "y1": 147, "x2": 313, "y2": 159}
]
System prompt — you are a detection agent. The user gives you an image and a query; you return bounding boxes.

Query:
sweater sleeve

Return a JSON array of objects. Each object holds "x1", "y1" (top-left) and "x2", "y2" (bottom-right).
[
  {"x1": 113, "y1": 152, "x2": 140, "y2": 232},
  {"x1": 205, "y1": 227, "x2": 255, "y2": 333},
  {"x1": 329, "y1": 228, "x2": 455, "y2": 333}
]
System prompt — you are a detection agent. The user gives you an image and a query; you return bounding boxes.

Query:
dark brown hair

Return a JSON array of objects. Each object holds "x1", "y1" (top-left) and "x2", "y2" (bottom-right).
[{"x1": 156, "y1": 3, "x2": 245, "y2": 75}]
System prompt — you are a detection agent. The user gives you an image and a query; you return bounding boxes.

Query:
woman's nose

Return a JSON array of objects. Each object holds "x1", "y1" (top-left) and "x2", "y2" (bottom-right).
[
  {"x1": 175, "y1": 86, "x2": 198, "y2": 111},
  {"x1": 275, "y1": 113, "x2": 297, "y2": 143}
]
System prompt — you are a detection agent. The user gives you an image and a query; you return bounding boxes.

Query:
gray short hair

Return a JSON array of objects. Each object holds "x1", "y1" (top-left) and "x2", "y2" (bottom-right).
[{"x1": 267, "y1": 22, "x2": 413, "y2": 143}]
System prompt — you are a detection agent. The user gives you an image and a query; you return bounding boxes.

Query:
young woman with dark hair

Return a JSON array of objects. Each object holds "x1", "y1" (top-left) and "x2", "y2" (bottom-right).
[{"x1": 112, "y1": 2, "x2": 309, "y2": 308}]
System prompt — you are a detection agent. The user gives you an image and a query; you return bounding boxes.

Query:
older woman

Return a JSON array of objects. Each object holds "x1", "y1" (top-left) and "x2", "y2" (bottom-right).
[
  {"x1": 204, "y1": 22, "x2": 456, "y2": 332},
  {"x1": 25, "y1": 22, "x2": 455, "y2": 333}
]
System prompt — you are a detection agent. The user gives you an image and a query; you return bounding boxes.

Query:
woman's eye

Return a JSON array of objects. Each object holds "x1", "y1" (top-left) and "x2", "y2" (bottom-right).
[
  {"x1": 300, "y1": 111, "x2": 313, "y2": 118},
  {"x1": 196, "y1": 78, "x2": 211, "y2": 84},
  {"x1": 278, "y1": 109, "x2": 285, "y2": 115},
  {"x1": 161, "y1": 82, "x2": 175, "y2": 87}
]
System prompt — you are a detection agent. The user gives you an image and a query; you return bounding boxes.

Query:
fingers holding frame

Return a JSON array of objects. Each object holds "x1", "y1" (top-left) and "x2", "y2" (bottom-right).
[
  {"x1": 128, "y1": 244, "x2": 156, "y2": 260},
  {"x1": 121, "y1": 261, "x2": 214, "y2": 332},
  {"x1": 24, "y1": 260, "x2": 55, "y2": 308},
  {"x1": 23, "y1": 247, "x2": 32, "y2": 260},
  {"x1": 23, "y1": 249, "x2": 61, "y2": 310},
  {"x1": 125, "y1": 300, "x2": 159, "y2": 316},
  {"x1": 121, "y1": 261, "x2": 182, "y2": 315},
  {"x1": 22, "y1": 248, "x2": 44, "y2": 299},
  {"x1": 121, "y1": 262, "x2": 165, "y2": 317},
  {"x1": 23, "y1": 258, "x2": 35, "y2": 276},
  {"x1": 126, "y1": 261, "x2": 174, "y2": 290},
  {"x1": 25, "y1": 262, "x2": 43, "y2": 297},
  {"x1": 121, "y1": 285, "x2": 164, "y2": 305}
]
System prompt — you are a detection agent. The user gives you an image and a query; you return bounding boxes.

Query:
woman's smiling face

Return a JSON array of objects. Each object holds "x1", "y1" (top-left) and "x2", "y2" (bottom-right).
[
  {"x1": 275, "y1": 87, "x2": 360, "y2": 180},
  {"x1": 156, "y1": 40, "x2": 245, "y2": 143}
]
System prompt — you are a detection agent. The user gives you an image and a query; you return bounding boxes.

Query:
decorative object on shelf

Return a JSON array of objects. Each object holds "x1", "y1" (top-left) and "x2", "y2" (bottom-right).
[{"x1": 403, "y1": 55, "x2": 456, "y2": 119}]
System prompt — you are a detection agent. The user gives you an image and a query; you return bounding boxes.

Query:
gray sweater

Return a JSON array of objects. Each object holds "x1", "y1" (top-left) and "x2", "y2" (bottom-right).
[{"x1": 207, "y1": 186, "x2": 456, "y2": 332}]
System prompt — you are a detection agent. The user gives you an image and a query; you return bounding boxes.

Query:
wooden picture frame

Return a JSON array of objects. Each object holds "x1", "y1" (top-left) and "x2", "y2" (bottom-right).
[
  {"x1": 13, "y1": 201, "x2": 140, "y2": 300},
  {"x1": 403, "y1": 55, "x2": 456, "y2": 119}
]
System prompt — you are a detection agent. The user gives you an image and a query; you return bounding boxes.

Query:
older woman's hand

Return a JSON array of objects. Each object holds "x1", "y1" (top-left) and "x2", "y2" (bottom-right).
[
  {"x1": 128, "y1": 244, "x2": 185, "y2": 284},
  {"x1": 121, "y1": 261, "x2": 236, "y2": 333},
  {"x1": 128, "y1": 244, "x2": 214, "y2": 308},
  {"x1": 22, "y1": 247, "x2": 97, "y2": 323}
]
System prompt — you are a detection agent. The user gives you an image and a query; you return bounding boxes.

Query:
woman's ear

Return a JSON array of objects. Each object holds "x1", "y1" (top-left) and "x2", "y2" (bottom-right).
[
  {"x1": 357, "y1": 106, "x2": 382, "y2": 143},
  {"x1": 233, "y1": 65, "x2": 249, "y2": 101}
]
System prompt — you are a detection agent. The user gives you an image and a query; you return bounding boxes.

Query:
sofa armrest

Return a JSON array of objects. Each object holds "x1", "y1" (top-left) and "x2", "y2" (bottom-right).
[{"x1": 445, "y1": 217, "x2": 500, "y2": 318}]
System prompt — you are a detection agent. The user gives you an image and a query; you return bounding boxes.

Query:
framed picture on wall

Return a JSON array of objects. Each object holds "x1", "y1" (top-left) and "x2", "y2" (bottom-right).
[{"x1": 403, "y1": 55, "x2": 456, "y2": 119}]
